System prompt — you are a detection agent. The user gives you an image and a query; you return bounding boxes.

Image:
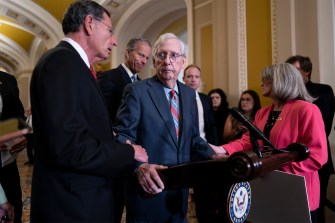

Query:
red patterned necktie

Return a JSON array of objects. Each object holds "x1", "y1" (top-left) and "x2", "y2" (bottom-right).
[
  {"x1": 90, "y1": 66, "x2": 97, "y2": 79},
  {"x1": 169, "y1": 90, "x2": 179, "y2": 137}
]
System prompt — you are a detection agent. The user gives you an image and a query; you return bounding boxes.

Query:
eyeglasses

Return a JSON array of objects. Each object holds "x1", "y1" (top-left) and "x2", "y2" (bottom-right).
[
  {"x1": 155, "y1": 51, "x2": 184, "y2": 62},
  {"x1": 93, "y1": 18, "x2": 115, "y2": 35},
  {"x1": 241, "y1": 98, "x2": 253, "y2": 102}
]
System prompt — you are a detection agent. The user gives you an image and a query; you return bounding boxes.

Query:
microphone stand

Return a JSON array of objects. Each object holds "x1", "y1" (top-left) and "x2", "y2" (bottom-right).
[{"x1": 249, "y1": 132, "x2": 263, "y2": 158}]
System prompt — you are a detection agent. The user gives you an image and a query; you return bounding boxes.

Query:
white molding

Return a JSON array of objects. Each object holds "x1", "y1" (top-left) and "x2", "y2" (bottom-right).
[
  {"x1": 0, "y1": 0, "x2": 62, "y2": 48},
  {"x1": 194, "y1": 0, "x2": 213, "y2": 10},
  {"x1": 237, "y1": 0, "x2": 247, "y2": 93},
  {"x1": 0, "y1": 34, "x2": 30, "y2": 69}
]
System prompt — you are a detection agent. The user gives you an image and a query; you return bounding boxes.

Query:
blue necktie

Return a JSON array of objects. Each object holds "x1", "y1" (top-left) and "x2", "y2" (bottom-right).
[
  {"x1": 170, "y1": 90, "x2": 179, "y2": 137},
  {"x1": 131, "y1": 75, "x2": 137, "y2": 82}
]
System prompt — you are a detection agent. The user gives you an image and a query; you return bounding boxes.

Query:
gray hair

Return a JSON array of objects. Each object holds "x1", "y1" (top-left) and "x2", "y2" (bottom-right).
[
  {"x1": 152, "y1": 33, "x2": 186, "y2": 58},
  {"x1": 261, "y1": 63, "x2": 315, "y2": 103},
  {"x1": 126, "y1": 37, "x2": 152, "y2": 52},
  {"x1": 62, "y1": 0, "x2": 110, "y2": 35}
]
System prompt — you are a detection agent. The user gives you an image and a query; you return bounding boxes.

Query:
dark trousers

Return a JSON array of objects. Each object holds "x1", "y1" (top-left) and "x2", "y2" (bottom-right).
[
  {"x1": 194, "y1": 183, "x2": 230, "y2": 223},
  {"x1": 0, "y1": 160, "x2": 22, "y2": 223},
  {"x1": 26, "y1": 133, "x2": 34, "y2": 163},
  {"x1": 113, "y1": 179, "x2": 125, "y2": 223},
  {"x1": 317, "y1": 141, "x2": 334, "y2": 223}
]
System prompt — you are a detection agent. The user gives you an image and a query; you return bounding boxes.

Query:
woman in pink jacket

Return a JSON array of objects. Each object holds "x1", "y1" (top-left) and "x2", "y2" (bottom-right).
[{"x1": 211, "y1": 63, "x2": 327, "y2": 223}]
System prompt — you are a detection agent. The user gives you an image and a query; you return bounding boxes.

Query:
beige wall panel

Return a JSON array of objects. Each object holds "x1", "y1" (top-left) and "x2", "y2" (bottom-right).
[{"x1": 200, "y1": 25, "x2": 213, "y2": 93}]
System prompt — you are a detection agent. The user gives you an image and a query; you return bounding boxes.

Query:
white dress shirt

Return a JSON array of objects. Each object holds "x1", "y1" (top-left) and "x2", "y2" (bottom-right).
[{"x1": 196, "y1": 91, "x2": 206, "y2": 140}]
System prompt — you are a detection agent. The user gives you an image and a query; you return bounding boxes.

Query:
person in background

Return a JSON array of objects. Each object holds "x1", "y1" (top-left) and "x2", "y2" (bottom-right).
[
  {"x1": 98, "y1": 37, "x2": 151, "y2": 223},
  {"x1": 29, "y1": 1, "x2": 147, "y2": 222},
  {"x1": 224, "y1": 89, "x2": 261, "y2": 142},
  {"x1": 114, "y1": 33, "x2": 224, "y2": 222},
  {"x1": 286, "y1": 55, "x2": 335, "y2": 223},
  {"x1": 0, "y1": 70, "x2": 27, "y2": 223},
  {"x1": 0, "y1": 124, "x2": 29, "y2": 223},
  {"x1": 24, "y1": 107, "x2": 34, "y2": 165},
  {"x1": 183, "y1": 64, "x2": 217, "y2": 144},
  {"x1": 182, "y1": 64, "x2": 218, "y2": 222},
  {"x1": 208, "y1": 88, "x2": 230, "y2": 145},
  {"x1": 210, "y1": 63, "x2": 327, "y2": 223},
  {"x1": 0, "y1": 183, "x2": 14, "y2": 223},
  {"x1": 98, "y1": 37, "x2": 152, "y2": 124}
]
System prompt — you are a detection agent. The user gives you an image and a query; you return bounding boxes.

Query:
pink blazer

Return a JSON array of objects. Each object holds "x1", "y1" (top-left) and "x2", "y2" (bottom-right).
[{"x1": 224, "y1": 100, "x2": 327, "y2": 211}]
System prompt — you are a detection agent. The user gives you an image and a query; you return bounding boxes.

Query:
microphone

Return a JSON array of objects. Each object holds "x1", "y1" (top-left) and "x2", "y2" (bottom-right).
[{"x1": 230, "y1": 107, "x2": 276, "y2": 150}]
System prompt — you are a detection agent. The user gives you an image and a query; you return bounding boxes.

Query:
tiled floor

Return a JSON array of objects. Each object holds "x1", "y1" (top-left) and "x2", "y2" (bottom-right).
[{"x1": 17, "y1": 152, "x2": 198, "y2": 223}]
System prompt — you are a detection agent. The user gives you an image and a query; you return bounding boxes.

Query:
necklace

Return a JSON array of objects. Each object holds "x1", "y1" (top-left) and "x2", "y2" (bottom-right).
[
  {"x1": 265, "y1": 111, "x2": 281, "y2": 129},
  {"x1": 270, "y1": 111, "x2": 280, "y2": 121}
]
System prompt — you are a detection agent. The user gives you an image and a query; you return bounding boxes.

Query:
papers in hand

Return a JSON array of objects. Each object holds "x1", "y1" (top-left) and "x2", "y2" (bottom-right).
[{"x1": 0, "y1": 118, "x2": 30, "y2": 144}]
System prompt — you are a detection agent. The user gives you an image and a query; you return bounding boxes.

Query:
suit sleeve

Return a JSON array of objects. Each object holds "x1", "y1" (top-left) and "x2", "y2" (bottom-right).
[
  {"x1": 318, "y1": 86, "x2": 335, "y2": 136},
  {"x1": 282, "y1": 104, "x2": 327, "y2": 174},
  {"x1": 191, "y1": 92, "x2": 215, "y2": 161},
  {"x1": 114, "y1": 84, "x2": 140, "y2": 144},
  {"x1": 31, "y1": 49, "x2": 134, "y2": 177}
]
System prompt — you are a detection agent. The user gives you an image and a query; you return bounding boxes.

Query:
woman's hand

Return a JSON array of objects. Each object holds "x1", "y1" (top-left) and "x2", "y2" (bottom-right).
[{"x1": 209, "y1": 143, "x2": 229, "y2": 160}]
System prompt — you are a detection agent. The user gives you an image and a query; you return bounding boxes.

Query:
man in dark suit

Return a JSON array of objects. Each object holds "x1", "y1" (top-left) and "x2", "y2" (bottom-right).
[
  {"x1": 183, "y1": 64, "x2": 218, "y2": 222},
  {"x1": 114, "y1": 33, "x2": 224, "y2": 222},
  {"x1": 0, "y1": 70, "x2": 27, "y2": 223},
  {"x1": 183, "y1": 64, "x2": 217, "y2": 144},
  {"x1": 97, "y1": 38, "x2": 151, "y2": 222},
  {"x1": 29, "y1": 1, "x2": 148, "y2": 222},
  {"x1": 98, "y1": 37, "x2": 151, "y2": 124},
  {"x1": 287, "y1": 55, "x2": 335, "y2": 223}
]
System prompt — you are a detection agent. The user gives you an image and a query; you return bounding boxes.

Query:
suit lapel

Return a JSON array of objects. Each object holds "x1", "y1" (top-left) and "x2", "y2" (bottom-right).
[
  {"x1": 118, "y1": 65, "x2": 132, "y2": 85},
  {"x1": 147, "y1": 76, "x2": 178, "y2": 147},
  {"x1": 177, "y1": 82, "x2": 187, "y2": 144}
]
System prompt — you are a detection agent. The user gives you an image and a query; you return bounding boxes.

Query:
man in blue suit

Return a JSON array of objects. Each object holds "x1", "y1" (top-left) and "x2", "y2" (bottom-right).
[
  {"x1": 97, "y1": 37, "x2": 151, "y2": 125},
  {"x1": 114, "y1": 33, "x2": 224, "y2": 222}
]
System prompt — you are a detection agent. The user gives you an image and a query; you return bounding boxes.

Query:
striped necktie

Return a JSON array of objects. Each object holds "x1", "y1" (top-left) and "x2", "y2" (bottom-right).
[
  {"x1": 169, "y1": 90, "x2": 179, "y2": 137},
  {"x1": 131, "y1": 74, "x2": 137, "y2": 82}
]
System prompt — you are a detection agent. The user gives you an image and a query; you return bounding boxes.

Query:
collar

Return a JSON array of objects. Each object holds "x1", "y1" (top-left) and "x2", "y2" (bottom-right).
[
  {"x1": 63, "y1": 37, "x2": 90, "y2": 68},
  {"x1": 121, "y1": 63, "x2": 137, "y2": 80}
]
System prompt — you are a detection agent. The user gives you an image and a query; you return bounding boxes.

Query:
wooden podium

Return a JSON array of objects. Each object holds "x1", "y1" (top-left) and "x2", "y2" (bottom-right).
[{"x1": 156, "y1": 143, "x2": 311, "y2": 223}]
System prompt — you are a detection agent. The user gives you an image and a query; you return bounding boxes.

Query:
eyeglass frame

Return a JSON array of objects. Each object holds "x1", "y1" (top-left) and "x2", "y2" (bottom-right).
[
  {"x1": 155, "y1": 51, "x2": 185, "y2": 62},
  {"x1": 93, "y1": 17, "x2": 115, "y2": 35}
]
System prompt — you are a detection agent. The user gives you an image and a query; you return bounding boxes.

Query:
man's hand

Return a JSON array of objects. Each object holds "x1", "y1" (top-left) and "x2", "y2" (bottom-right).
[
  {"x1": 0, "y1": 202, "x2": 14, "y2": 223},
  {"x1": 136, "y1": 163, "x2": 167, "y2": 194},
  {"x1": 125, "y1": 140, "x2": 148, "y2": 163},
  {"x1": 0, "y1": 136, "x2": 27, "y2": 153}
]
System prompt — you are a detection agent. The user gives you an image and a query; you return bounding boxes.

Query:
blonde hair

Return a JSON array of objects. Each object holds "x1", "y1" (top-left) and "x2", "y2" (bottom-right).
[{"x1": 261, "y1": 63, "x2": 315, "y2": 103}]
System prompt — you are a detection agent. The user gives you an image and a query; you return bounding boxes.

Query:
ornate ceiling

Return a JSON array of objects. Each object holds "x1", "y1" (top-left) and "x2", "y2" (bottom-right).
[{"x1": 0, "y1": 0, "x2": 137, "y2": 75}]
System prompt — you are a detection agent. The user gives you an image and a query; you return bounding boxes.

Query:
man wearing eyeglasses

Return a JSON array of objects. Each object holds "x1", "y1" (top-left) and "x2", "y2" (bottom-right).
[
  {"x1": 29, "y1": 1, "x2": 148, "y2": 222},
  {"x1": 114, "y1": 33, "x2": 224, "y2": 222},
  {"x1": 97, "y1": 37, "x2": 151, "y2": 222}
]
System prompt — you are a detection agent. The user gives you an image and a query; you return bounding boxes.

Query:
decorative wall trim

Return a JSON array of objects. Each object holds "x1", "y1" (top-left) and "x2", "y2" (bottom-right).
[
  {"x1": 238, "y1": 0, "x2": 247, "y2": 93},
  {"x1": 271, "y1": 0, "x2": 279, "y2": 64}
]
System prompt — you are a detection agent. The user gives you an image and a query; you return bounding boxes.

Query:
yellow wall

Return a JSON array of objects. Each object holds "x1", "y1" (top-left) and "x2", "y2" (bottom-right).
[
  {"x1": 201, "y1": 25, "x2": 213, "y2": 93},
  {"x1": 246, "y1": 0, "x2": 272, "y2": 106}
]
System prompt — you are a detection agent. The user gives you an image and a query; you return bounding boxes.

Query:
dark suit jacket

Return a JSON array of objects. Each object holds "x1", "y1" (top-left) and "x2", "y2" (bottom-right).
[
  {"x1": 306, "y1": 81, "x2": 335, "y2": 174},
  {"x1": 0, "y1": 71, "x2": 25, "y2": 121},
  {"x1": 198, "y1": 92, "x2": 218, "y2": 145},
  {"x1": 114, "y1": 75, "x2": 214, "y2": 222},
  {"x1": 30, "y1": 41, "x2": 135, "y2": 222},
  {"x1": 97, "y1": 65, "x2": 140, "y2": 124}
]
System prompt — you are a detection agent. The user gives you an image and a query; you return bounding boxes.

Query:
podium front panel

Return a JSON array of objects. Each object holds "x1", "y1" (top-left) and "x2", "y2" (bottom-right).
[{"x1": 246, "y1": 170, "x2": 311, "y2": 223}]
